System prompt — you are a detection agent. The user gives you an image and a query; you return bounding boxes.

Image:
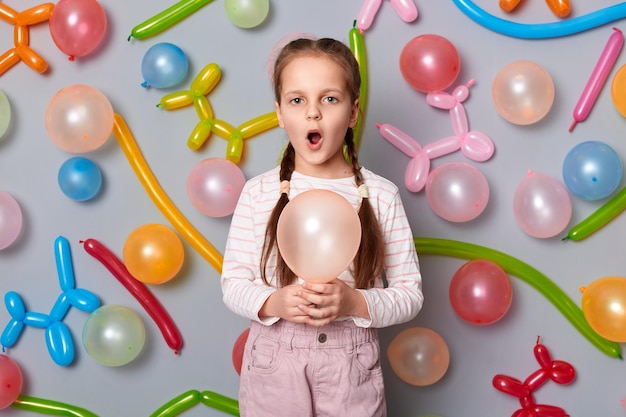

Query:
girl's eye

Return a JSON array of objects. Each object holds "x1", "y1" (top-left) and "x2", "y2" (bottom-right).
[
  {"x1": 324, "y1": 97, "x2": 338, "y2": 103},
  {"x1": 290, "y1": 98, "x2": 303, "y2": 104}
]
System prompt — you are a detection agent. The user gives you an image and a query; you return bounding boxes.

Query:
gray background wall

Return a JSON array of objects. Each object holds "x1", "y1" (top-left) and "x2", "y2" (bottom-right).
[{"x1": 1, "y1": 1, "x2": 626, "y2": 416}]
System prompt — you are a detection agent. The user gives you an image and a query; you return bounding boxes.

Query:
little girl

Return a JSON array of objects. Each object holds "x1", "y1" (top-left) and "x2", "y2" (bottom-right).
[{"x1": 221, "y1": 37, "x2": 423, "y2": 417}]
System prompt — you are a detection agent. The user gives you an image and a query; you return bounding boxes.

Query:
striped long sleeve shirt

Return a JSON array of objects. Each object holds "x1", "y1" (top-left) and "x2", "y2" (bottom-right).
[{"x1": 221, "y1": 166, "x2": 423, "y2": 328}]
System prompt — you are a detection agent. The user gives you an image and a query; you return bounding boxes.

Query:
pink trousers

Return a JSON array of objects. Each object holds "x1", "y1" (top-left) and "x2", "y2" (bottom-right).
[{"x1": 238, "y1": 319, "x2": 387, "y2": 417}]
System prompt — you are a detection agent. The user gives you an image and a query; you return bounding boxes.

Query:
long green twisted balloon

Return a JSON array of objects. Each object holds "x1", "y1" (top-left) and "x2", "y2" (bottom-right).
[{"x1": 414, "y1": 237, "x2": 621, "y2": 359}]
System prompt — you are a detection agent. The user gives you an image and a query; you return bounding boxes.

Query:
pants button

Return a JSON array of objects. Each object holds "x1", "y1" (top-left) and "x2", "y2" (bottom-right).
[{"x1": 318, "y1": 333, "x2": 327, "y2": 343}]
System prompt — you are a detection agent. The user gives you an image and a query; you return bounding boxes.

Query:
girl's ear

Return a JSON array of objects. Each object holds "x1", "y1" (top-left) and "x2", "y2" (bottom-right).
[
  {"x1": 275, "y1": 101, "x2": 285, "y2": 128},
  {"x1": 348, "y1": 99, "x2": 360, "y2": 128}
]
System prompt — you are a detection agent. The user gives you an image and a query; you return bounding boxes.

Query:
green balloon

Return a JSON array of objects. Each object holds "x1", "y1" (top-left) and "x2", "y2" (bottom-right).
[
  {"x1": 13, "y1": 395, "x2": 97, "y2": 417},
  {"x1": 563, "y1": 184, "x2": 626, "y2": 241},
  {"x1": 0, "y1": 90, "x2": 11, "y2": 139},
  {"x1": 414, "y1": 237, "x2": 622, "y2": 359},
  {"x1": 82, "y1": 305, "x2": 146, "y2": 367},
  {"x1": 129, "y1": 0, "x2": 214, "y2": 40},
  {"x1": 224, "y1": 0, "x2": 269, "y2": 29}
]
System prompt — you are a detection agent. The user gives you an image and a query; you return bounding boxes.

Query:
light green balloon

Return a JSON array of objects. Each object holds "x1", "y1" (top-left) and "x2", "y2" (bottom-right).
[
  {"x1": 0, "y1": 90, "x2": 11, "y2": 139},
  {"x1": 82, "y1": 304, "x2": 146, "y2": 367},
  {"x1": 224, "y1": 0, "x2": 269, "y2": 29}
]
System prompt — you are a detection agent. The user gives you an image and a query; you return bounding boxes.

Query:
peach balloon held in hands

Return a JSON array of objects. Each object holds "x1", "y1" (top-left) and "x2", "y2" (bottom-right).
[{"x1": 276, "y1": 190, "x2": 361, "y2": 283}]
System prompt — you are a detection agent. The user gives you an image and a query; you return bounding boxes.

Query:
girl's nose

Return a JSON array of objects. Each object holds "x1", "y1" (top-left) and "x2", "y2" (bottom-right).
[{"x1": 306, "y1": 106, "x2": 321, "y2": 120}]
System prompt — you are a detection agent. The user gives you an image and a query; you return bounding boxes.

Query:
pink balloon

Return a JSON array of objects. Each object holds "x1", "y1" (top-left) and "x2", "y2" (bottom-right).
[
  {"x1": 449, "y1": 260, "x2": 512, "y2": 325},
  {"x1": 399, "y1": 34, "x2": 460, "y2": 93},
  {"x1": 425, "y1": 162, "x2": 489, "y2": 222},
  {"x1": 0, "y1": 191, "x2": 22, "y2": 250},
  {"x1": 277, "y1": 189, "x2": 361, "y2": 283},
  {"x1": 513, "y1": 171, "x2": 572, "y2": 238},
  {"x1": 0, "y1": 355, "x2": 22, "y2": 409},
  {"x1": 387, "y1": 327, "x2": 450, "y2": 386},
  {"x1": 357, "y1": 0, "x2": 418, "y2": 31},
  {"x1": 45, "y1": 84, "x2": 114, "y2": 154},
  {"x1": 492, "y1": 60, "x2": 555, "y2": 125},
  {"x1": 49, "y1": 0, "x2": 107, "y2": 58},
  {"x1": 187, "y1": 158, "x2": 246, "y2": 218}
]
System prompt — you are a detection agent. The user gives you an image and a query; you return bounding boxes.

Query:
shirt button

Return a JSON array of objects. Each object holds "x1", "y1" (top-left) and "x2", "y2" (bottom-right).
[{"x1": 318, "y1": 333, "x2": 327, "y2": 343}]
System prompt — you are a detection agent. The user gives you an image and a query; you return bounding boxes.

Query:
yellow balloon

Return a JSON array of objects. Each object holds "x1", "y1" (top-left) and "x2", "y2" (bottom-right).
[
  {"x1": 123, "y1": 224, "x2": 185, "y2": 285},
  {"x1": 581, "y1": 276, "x2": 626, "y2": 342}
]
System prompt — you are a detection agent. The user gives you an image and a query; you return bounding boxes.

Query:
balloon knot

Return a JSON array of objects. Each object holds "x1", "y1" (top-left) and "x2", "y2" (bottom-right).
[
  {"x1": 579, "y1": 286, "x2": 586, "y2": 293},
  {"x1": 141, "y1": 81, "x2": 148, "y2": 88},
  {"x1": 68, "y1": 56, "x2": 75, "y2": 62}
]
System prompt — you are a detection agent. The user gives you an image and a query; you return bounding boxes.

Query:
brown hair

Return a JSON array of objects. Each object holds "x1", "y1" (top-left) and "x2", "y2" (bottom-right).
[{"x1": 261, "y1": 38, "x2": 385, "y2": 289}]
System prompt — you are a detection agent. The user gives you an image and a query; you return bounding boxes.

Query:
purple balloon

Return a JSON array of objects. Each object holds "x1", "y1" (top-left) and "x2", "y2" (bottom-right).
[
  {"x1": 187, "y1": 158, "x2": 246, "y2": 218},
  {"x1": 513, "y1": 171, "x2": 572, "y2": 238},
  {"x1": 0, "y1": 191, "x2": 22, "y2": 250}
]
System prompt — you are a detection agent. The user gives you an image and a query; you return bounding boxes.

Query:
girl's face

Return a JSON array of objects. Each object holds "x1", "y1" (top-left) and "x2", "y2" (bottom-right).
[{"x1": 275, "y1": 55, "x2": 359, "y2": 178}]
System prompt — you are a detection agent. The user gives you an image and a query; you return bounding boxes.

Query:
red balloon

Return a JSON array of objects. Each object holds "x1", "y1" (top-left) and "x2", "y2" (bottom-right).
[
  {"x1": 82, "y1": 238, "x2": 184, "y2": 354},
  {"x1": 232, "y1": 328, "x2": 250, "y2": 375},
  {"x1": 492, "y1": 374, "x2": 529, "y2": 398},
  {"x1": 449, "y1": 259, "x2": 512, "y2": 325},
  {"x1": 399, "y1": 34, "x2": 460, "y2": 93},
  {"x1": 49, "y1": 0, "x2": 107, "y2": 58},
  {"x1": 0, "y1": 355, "x2": 22, "y2": 409}
]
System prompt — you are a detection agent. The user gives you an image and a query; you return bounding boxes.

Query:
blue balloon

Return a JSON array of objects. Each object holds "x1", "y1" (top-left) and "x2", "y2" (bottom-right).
[
  {"x1": 58, "y1": 157, "x2": 102, "y2": 202},
  {"x1": 453, "y1": 0, "x2": 626, "y2": 39},
  {"x1": 562, "y1": 141, "x2": 623, "y2": 200},
  {"x1": 55, "y1": 236, "x2": 76, "y2": 290},
  {"x1": 141, "y1": 42, "x2": 189, "y2": 88},
  {"x1": 46, "y1": 321, "x2": 75, "y2": 367}
]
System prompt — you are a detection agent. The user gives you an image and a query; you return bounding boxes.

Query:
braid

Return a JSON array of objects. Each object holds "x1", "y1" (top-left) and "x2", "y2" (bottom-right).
[
  {"x1": 345, "y1": 130, "x2": 385, "y2": 289},
  {"x1": 261, "y1": 144, "x2": 297, "y2": 286}
]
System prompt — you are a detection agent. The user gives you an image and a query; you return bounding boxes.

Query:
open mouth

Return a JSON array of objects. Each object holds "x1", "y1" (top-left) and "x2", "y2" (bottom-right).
[{"x1": 307, "y1": 130, "x2": 322, "y2": 145}]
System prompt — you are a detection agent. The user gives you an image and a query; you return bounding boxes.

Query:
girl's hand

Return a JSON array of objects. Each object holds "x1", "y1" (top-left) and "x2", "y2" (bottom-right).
[
  {"x1": 260, "y1": 284, "x2": 316, "y2": 323},
  {"x1": 297, "y1": 279, "x2": 369, "y2": 327}
]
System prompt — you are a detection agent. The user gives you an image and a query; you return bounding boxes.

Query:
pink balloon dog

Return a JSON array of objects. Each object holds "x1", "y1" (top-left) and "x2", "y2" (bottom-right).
[
  {"x1": 377, "y1": 79, "x2": 494, "y2": 192},
  {"x1": 357, "y1": 0, "x2": 418, "y2": 31}
]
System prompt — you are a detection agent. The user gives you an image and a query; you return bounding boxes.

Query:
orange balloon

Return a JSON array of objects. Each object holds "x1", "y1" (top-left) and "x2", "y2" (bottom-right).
[
  {"x1": 0, "y1": 49, "x2": 20, "y2": 76},
  {"x1": 276, "y1": 189, "x2": 361, "y2": 283},
  {"x1": 611, "y1": 64, "x2": 626, "y2": 118},
  {"x1": 16, "y1": 44, "x2": 47, "y2": 73},
  {"x1": 546, "y1": 0, "x2": 570, "y2": 18},
  {"x1": 387, "y1": 327, "x2": 450, "y2": 386},
  {"x1": 581, "y1": 276, "x2": 626, "y2": 342},
  {"x1": 123, "y1": 224, "x2": 185, "y2": 285},
  {"x1": 499, "y1": 0, "x2": 522, "y2": 13}
]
